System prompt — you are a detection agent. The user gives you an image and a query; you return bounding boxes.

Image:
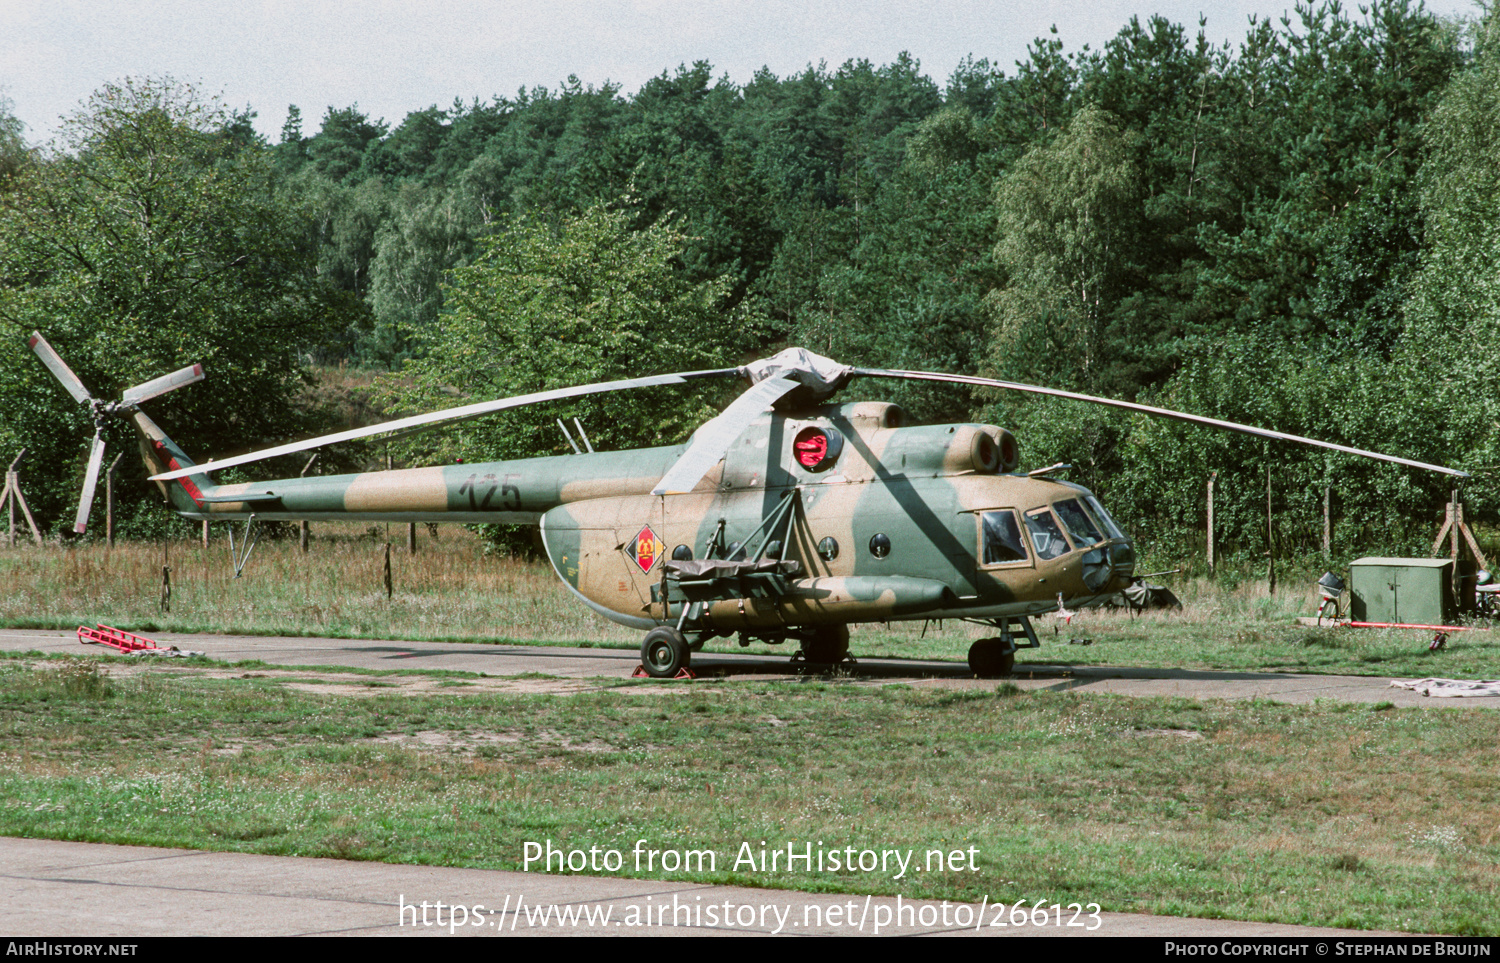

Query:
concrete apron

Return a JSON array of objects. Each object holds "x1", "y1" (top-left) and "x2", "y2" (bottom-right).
[
  {"x1": 0, "y1": 837, "x2": 1405, "y2": 937},
  {"x1": 0, "y1": 628, "x2": 1492, "y2": 709}
]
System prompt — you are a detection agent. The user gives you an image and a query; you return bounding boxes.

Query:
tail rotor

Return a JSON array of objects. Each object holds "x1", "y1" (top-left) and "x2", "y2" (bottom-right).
[{"x1": 28, "y1": 332, "x2": 205, "y2": 534}]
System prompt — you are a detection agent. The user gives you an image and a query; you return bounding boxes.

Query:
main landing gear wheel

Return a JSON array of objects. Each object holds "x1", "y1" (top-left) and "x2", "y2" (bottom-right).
[
  {"x1": 799, "y1": 625, "x2": 850, "y2": 665},
  {"x1": 641, "y1": 626, "x2": 690, "y2": 678},
  {"x1": 967, "y1": 638, "x2": 1015, "y2": 678}
]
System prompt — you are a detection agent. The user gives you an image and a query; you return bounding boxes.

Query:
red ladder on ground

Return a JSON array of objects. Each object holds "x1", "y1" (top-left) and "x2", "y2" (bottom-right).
[{"x1": 77, "y1": 624, "x2": 162, "y2": 653}]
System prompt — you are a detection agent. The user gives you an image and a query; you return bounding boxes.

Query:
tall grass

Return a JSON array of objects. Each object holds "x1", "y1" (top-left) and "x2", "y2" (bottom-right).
[
  {"x1": 0, "y1": 525, "x2": 637, "y2": 645},
  {"x1": 2, "y1": 531, "x2": 1494, "y2": 677},
  {"x1": 0, "y1": 529, "x2": 1317, "y2": 646}
]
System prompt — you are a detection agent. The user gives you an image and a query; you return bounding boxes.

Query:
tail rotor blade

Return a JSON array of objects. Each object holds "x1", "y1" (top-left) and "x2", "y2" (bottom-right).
[
  {"x1": 121, "y1": 363, "x2": 205, "y2": 406},
  {"x1": 28, "y1": 332, "x2": 93, "y2": 405},
  {"x1": 75, "y1": 434, "x2": 106, "y2": 534}
]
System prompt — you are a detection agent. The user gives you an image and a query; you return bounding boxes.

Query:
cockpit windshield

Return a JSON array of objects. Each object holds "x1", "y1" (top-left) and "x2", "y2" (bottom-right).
[
  {"x1": 1054, "y1": 498, "x2": 1104, "y2": 547},
  {"x1": 1084, "y1": 495, "x2": 1126, "y2": 540}
]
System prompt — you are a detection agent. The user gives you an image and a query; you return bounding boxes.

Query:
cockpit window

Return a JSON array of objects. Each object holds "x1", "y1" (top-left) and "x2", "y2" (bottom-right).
[
  {"x1": 980, "y1": 511, "x2": 1028, "y2": 566},
  {"x1": 1024, "y1": 509, "x2": 1070, "y2": 560},
  {"x1": 1084, "y1": 495, "x2": 1126, "y2": 539},
  {"x1": 1054, "y1": 498, "x2": 1104, "y2": 547}
]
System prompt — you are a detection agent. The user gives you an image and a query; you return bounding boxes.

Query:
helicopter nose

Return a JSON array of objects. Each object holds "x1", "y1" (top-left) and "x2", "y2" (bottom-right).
[{"x1": 1082, "y1": 539, "x2": 1137, "y2": 593}]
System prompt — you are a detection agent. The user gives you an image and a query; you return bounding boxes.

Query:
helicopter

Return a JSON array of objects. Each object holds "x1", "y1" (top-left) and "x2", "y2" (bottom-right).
[{"x1": 30, "y1": 336, "x2": 1467, "y2": 679}]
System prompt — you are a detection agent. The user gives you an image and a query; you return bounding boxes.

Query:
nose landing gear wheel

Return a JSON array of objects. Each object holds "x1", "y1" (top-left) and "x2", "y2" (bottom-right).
[
  {"x1": 641, "y1": 627, "x2": 690, "y2": 678},
  {"x1": 967, "y1": 638, "x2": 1015, "y2": 678}
]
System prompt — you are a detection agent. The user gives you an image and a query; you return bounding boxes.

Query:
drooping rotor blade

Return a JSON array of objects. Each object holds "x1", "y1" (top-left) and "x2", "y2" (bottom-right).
[
  {"x1": 652, "y1": 376, "x2": 802, "y2": 495},
  {"x1": 150, "y1": 366, "x2": 743, "y2": 482},
  {"x1": 74, "y1": 434, "x2": 106, "y2": 534},
  {"x1": 121, "y1": 363, "x2": 205, "y2": 407},
  {"x1": 28, "y1": 332, "x2": 93, "y2": 405},
  {"x1": 852, "y1": 367, "x2": 1469, "y2": 478}
]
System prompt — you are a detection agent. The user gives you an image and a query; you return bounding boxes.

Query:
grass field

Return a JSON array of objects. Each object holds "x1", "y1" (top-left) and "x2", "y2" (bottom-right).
[
  {"x1": 0, "y1": 654, "x2": 1495, "y2": 934},
  {"x1": 0, "y1": 529, "x2": 1494, "y2": 679},
  {"x1": 1, "y1": 533, "x2": 1497, "y2": 934}
]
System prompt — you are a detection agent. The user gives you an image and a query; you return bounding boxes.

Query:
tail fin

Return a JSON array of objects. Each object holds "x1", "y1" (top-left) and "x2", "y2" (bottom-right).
[{"x1": 132, "y1": 411, "x2": 214, "y2": 516}]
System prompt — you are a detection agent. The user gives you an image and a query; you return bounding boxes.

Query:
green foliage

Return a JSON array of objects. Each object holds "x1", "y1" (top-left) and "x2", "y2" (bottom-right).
[
  {"x1": 390, "y1": 202, "x2": 745, "y2": 472},
  {"x1": 0, "y1": 92, "x2": 30, "y2": 185},
  {"x1": 0, "y1": 78, "x2": 358, "y2": 534},
  {"x1": 979, "y1": 106, "x2": 1146, "y2": 489},
  {"x1": 989, "y1": 105, "x2": 1146, "y2": 392},
  {"x1": 309, "y1": 105, "x2": 388, "y2": 183},
  {"x1": 1110, "y1": 335, "x2": 1453, "y2": 562},
  {"x1": 1397, "y1": 4, "x2": 1500, "y2": 518},
  {"x1": 310, "y1": 176, "x2": 389, "y2": 298},
  {"x1": 366, "y1": 182, "x2": 480, "y2": 363},
  {"x1": 369, "y1": 106, "x2": 450, "y2": 181},
  {"x1": 788, "y1": 106, "x2": 1002, "y2": 423},
  {"x1": 990, "y1": 27, "x2": 1084, "y2": 154},
  {"x1": 966, "y1": 3, "x2": 1470, "y2": 568},
  {"x1": 2, "y1": 8, "x2": 1491, "y2": 567},
  {"x1": 1187, "y1": 1, "x2": 1459, "y2": 346}
]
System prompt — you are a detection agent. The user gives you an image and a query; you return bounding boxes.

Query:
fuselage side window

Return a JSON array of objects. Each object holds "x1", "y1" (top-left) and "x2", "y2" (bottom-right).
[
  {"x1": 980, "y1": 510, "x2": 1028, "y2": 566},
  {"x1": 1025, "y1": 509, "x2": 1071, "y2": 561}
]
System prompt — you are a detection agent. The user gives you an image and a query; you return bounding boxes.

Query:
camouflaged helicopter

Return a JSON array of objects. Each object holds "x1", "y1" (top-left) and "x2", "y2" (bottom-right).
[{"x1": 32, "y1": 336, "x2": 1467, "y2": 679}]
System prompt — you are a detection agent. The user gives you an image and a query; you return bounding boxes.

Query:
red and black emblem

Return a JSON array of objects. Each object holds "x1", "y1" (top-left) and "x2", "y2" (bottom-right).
[{"x1": 631, "y1": 524, "x2": 663, "y2": 574}]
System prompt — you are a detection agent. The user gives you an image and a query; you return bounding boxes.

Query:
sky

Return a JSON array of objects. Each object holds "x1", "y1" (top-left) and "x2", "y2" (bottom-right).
[{"x1": 0, "y1": 0, "x2": 1483, "y2": 145}]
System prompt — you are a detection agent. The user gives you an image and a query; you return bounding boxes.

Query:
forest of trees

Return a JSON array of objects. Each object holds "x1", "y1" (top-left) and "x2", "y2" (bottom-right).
[{"x1": 2, "y1": 1, "x2": 1498, "y2": 573}]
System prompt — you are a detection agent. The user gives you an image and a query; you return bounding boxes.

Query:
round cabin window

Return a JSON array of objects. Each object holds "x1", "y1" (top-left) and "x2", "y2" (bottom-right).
[
  {"x1": 818, "y1": 537, "x2": 840, "y2": 562},
  {"x1": 869, "y1": 533, "x2": 891, "y2": 559}
]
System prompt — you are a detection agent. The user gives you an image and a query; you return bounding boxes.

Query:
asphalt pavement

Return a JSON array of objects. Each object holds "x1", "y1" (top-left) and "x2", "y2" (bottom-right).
[
  {"x1": 0, "y1": 837, "x2": 1406, "y2": 937},
  {"x1": 0, "y1": 627, "x2": 1491, "y2": 708}
]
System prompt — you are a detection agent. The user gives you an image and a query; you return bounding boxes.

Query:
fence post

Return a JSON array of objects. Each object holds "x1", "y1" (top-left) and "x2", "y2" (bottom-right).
[
  {"x1": 1323, "y1": 485, "x2": 1331, "y2": 561},
  {"x1": 300, "y1": 454, "x2": 317, "y2": 553},
  {"x1": 1206, "y1": 471, "x2": 1216, "y2": 574},
  {"x1": 1266, "y1": 463, "x2": 1276, "y2": 595},
  {"x1": 105, "y1": 453, "x2": 122, "y2": 548}
]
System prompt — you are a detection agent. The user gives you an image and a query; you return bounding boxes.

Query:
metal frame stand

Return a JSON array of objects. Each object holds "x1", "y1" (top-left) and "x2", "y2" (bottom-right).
[
  {"x1": 1, "y1": 449, "x2": 42, "y2": 547},
  {"x1": 226, "y1": 514, "x2": 261, "y2": 578}
]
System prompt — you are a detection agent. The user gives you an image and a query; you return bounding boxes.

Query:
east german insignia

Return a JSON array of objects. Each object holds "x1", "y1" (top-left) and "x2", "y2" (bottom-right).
[{"x1": 631, "y1": 524, "x2": 663, "y2": 574}]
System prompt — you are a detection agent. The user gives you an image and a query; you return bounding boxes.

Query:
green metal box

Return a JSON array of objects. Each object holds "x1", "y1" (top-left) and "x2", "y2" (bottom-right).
[{"x1": 1349, "y1": 557, "x2": 1455, "y2": 626}]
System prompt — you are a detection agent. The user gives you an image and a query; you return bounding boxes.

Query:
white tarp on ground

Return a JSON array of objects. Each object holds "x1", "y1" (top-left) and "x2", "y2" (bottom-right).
[{"x1": 1389, "y1": 678, "x2": 1500, "y2": 697}]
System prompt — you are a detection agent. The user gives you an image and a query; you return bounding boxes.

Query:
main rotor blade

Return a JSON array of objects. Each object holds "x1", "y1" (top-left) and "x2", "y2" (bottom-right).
[
  {"x1": 75, "y1": 434, "x2": 106, "y2": 534},
  {"x1": 149, "y1": 366, "x2": 742, "y2": 482},
  {"x1": 652, "y1": 376, "x2": 802, "y2": 495},
  {"x1": 121, "y1": 363, "x2": 205, "y2": 406},
  {"x1": 853, "y1": 368, "x2": 1470, "y2": 478},
  {"x1": 28, "y1": 332, "x2": 92, "y2": 405}
]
